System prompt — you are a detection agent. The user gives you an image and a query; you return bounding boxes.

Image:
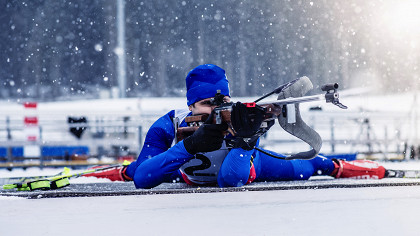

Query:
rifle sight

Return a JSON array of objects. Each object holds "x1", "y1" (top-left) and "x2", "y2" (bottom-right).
[{"x1": 321, "y1": 83, "x2": 339, "y2": 92}]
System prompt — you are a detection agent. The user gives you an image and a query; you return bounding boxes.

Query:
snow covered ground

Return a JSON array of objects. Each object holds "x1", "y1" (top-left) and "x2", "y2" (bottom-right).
[
  {"x1": 1, "y1": 185, "x2": 420, "y2": 236},
  {"x1": 2, "y1": 161, "x2": 420, "y2": 235}
]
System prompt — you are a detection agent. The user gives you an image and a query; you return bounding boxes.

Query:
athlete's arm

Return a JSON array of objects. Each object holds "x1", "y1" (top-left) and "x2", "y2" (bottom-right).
[
  {"x1": 133, "y1": 141, "x2": 194, "y2": 188},
  {"x1": 125, "y1": 111, "x2": 194, "y2": 189},
  {"x1": 129, "y1": 110, "x2": 227, "y2": 189}
]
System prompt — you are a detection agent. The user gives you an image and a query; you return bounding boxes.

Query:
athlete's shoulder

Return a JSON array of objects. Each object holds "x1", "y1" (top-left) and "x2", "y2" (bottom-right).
[
  {"x1": 157, "y1": 109, "x2": 191, "y2": 122},
  {"x1": 172, "y1": 108, "x2": 191, "y2": 127},
  {"x1": 148, "y1": 109, "x2": 191, "y2": 139},
  {"x1": 150, "y1": 110, "x2": 177, "y2": 130}
]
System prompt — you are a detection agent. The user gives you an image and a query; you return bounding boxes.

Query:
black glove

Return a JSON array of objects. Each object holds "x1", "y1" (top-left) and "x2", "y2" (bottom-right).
[
  {"x1": 183, "y1": 111, "x2": 228, "y2": 154},
  {"x1": 231, "y1": 102, "x2": 266, "y2": 150},
  {"x1": 231, "y1": 102, "x2": 265, "y2": 138}
]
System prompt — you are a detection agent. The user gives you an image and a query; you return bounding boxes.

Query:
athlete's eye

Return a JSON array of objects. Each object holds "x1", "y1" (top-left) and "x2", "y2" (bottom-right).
[{"x1": 201, "y1": 101, "x2": 212, "y2": 106}]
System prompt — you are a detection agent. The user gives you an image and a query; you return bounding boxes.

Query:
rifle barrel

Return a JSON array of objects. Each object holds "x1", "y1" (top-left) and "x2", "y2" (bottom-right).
[{"x1": 257, "y1": 94, "x2": 324, "y2": 106}]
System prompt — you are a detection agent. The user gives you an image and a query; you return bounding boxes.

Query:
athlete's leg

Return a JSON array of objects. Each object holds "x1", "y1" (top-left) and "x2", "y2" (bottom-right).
[
  {"x1": 331, "y1": 159, "x2": 386, "y2": 179},
  {"x1": 253, "y1": 150, "x2": 335, "y2": 181}
]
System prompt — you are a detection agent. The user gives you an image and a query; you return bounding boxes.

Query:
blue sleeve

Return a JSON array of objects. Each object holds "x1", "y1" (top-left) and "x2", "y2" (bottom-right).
[
  {"x1": 217, "y1": 147, "x2": 257, "y2": 187},
  {"x1": 125, "y1": 111, "x2": 194, "y2": 188},
  {"x1": 133, "y1": 141, "x2": 194, "y2": 189}
]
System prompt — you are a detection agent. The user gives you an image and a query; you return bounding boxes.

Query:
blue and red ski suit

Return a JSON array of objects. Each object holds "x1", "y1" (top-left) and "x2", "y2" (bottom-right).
[{"x1": 125, "y1": 109, "x2": 336, "y2": 189}]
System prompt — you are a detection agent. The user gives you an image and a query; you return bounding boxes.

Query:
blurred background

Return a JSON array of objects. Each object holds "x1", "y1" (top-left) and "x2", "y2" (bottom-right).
[{"x1": 1, "y1": 0, "x2": 419, "y2": 101}]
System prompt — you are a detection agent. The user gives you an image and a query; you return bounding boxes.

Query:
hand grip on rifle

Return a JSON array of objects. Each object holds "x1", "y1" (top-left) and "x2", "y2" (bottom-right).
[
  {"x1": 230, "y1": 102, "x2": 267, "y2": 150},
  {"x1": 231, "y1": 102, "x2": 265, "y2": 138},
  {"x1": 183, "y1": 110, "x2": 228, "y2": 154}
]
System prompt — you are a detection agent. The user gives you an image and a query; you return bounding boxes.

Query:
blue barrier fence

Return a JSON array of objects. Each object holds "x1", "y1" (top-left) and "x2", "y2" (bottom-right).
[{"x1": 0, "y1": 146, "x2": 89, "y2": 160}]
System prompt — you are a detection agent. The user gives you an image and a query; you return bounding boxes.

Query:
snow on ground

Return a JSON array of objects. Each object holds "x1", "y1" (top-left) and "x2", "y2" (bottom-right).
[
  {"x1": 1, "y1": 186, "x2": 420, "y2": 236},
  {"x1": 2, "y1": 161, "x2": 420, "y2": 236}
]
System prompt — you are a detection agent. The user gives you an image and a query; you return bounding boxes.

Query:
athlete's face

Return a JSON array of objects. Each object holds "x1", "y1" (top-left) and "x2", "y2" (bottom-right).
[{"x1": 189, "y1": 96, "x2": 230, "y2": 116}]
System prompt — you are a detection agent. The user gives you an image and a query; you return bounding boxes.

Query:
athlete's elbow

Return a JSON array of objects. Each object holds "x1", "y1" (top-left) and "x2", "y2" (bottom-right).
[
  {"x1": 132, "y1": 169, "x2": 162, "y2": 189},
  {"x1": 133, "y1": 177, "x2": 160, "y2": 189}
]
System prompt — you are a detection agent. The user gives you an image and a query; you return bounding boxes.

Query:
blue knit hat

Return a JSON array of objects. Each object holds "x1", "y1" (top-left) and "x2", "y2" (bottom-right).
[{"x1": 186, "y1": 64, "x2": 230, "y2": 106}]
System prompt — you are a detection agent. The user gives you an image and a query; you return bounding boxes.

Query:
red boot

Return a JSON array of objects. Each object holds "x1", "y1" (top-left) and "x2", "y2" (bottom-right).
[
  {"x1": 84, "y1": 163, "x2": 133, "y2": 182},
  {"x1": 331, "y1": 159, "x2": 386, "y2": 179}
]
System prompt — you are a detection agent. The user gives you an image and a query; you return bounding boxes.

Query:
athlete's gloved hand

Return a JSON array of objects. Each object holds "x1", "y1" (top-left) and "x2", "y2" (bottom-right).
[
  {"x1": 231, "y1": 102, "x2": 266, "y2": 150},
  {"x1": 183, "y1": 110, "x2": 228, "y2": 154},
  {"x1": 231, "y1": 102, "x2": 265, "y2": 138}
]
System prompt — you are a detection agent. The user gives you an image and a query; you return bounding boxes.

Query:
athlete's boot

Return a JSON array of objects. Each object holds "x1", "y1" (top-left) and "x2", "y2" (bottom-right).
[
  {"x1": 83, "y1": 161, "x2": 133, "y2": 181},
  {"x1": 331, "y1": 159, "x2": 386, "y2": 179}
]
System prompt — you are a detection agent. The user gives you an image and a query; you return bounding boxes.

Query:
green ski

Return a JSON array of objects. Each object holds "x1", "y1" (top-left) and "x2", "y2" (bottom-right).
[{"x1": 2, "y1": 163, "x2": 126, "y2": 191}]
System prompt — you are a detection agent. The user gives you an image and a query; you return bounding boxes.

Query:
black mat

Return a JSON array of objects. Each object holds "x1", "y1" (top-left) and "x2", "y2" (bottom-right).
[{"x1": 2, "y1": 177, "x2": 420, "y2": 199}]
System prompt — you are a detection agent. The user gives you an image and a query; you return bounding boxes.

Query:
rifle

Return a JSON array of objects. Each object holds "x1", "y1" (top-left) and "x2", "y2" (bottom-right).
[{"x1": 176, "y1": 76, "x2": 347, "y2": 160}]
